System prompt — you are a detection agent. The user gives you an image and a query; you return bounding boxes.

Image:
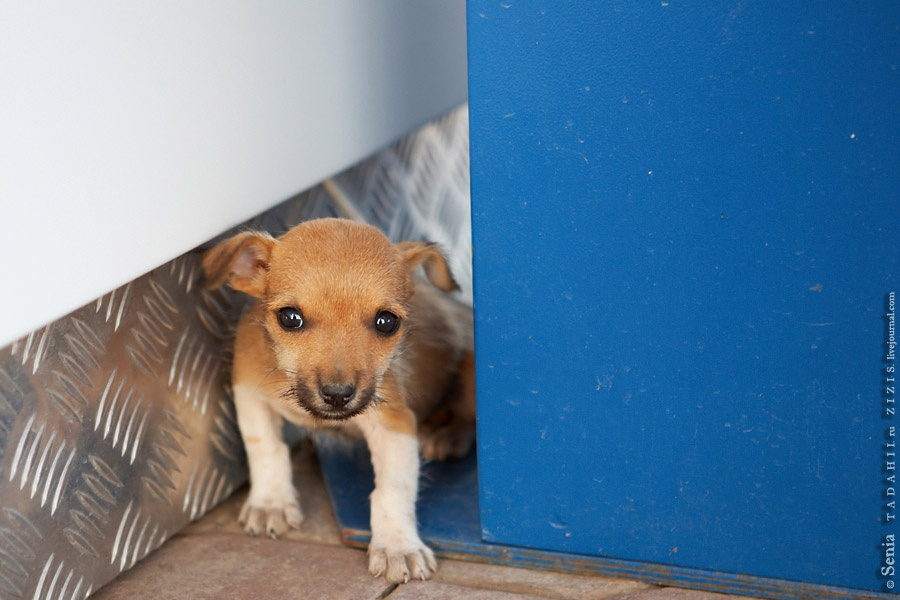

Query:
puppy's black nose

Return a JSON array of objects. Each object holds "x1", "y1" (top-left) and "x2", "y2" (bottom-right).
[{"x1": 320, "y1": 383, "x2": 356, "y2": 408}]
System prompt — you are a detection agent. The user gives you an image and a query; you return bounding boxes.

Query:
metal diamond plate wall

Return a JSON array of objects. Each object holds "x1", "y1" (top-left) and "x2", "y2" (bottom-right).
[
  {"x1": 0, "y1": 104, "x2": 470, "y2": 599},
  {"x1": 333, "y1": 107, "x2": 473, "y2": 304}
]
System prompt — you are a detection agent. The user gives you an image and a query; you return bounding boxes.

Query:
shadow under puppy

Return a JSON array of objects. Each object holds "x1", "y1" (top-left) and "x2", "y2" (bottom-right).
[{"x1": 202, "y1": 218, "x2": 475, "y2": 582}]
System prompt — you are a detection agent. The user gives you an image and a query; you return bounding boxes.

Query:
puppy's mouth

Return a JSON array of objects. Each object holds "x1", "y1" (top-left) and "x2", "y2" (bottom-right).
[{"x1": 284, "y1": 384, "x2": 376, "y2": 421}]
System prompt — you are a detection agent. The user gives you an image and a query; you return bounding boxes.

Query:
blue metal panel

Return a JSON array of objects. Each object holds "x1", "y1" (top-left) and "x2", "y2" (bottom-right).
[
  {"x1": 317, "y1": 442, "x2": 898, "y2": 599},
  {"x1": 468, "y1": 1, "x2": 899, "y2": 594}
]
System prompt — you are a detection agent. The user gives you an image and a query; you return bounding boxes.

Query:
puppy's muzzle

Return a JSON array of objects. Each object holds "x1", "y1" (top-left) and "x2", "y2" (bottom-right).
[{"x1": 319, "y1": 383, "x2": 356, "y2": 409}]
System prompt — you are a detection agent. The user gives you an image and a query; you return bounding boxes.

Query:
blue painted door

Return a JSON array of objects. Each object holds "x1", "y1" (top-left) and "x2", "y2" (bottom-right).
[{"x1": 468, "y1": 2, "x2": 899, "y2": 594}]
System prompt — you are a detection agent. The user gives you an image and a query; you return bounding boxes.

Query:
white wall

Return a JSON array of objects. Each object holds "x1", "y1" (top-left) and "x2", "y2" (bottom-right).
[{"x1": 0, "y1": 1, "x2": 468, "y2": 348}]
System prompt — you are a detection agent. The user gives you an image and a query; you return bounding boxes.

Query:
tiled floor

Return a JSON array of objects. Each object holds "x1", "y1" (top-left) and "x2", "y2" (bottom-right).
[{"x1": 92, "y1": 442, "x2": 756, "y2": 600}]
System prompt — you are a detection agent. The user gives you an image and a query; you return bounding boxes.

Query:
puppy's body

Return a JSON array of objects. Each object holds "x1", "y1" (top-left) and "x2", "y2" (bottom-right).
[{"x1": 203, "y1": 218, "x2": 475, "y2": 582}]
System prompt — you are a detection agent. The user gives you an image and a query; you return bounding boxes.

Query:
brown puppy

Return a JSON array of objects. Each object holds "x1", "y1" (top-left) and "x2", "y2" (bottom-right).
[{"x1": 202, "y1": 218, "x2": 475, "y2": 582}]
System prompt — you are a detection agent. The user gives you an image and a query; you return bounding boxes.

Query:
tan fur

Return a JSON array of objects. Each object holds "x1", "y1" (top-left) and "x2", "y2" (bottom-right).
[
  {"x1": 202, "y1": 218, "x2": 475, "y2": 581},
  {"x1": 205, "y1": 219, "x2": 473, "y2": 437},
  {"x1": 202, "y1": 231, "x2": 275, "y2": 297}
]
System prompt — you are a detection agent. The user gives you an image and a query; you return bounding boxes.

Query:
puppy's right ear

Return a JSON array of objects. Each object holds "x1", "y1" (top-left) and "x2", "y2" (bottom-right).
[
  {"x1": 201, "y1": 231, "x2": 275, "y2": 298},
  {"x1": 396, "y1": 241, "x2": 459, "y2": 293}
]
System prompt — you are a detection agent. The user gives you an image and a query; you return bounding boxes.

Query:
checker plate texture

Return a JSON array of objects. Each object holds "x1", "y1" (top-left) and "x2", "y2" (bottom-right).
[{"x1": 0, "y1": 105, "x2": 470, "y2": 599}]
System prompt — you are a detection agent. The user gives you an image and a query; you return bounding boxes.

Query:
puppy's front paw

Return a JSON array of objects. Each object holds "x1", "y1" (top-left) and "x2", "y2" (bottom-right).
[
  {"x1": 238, "y1": 494, "x2": 303, "y2": 538},
  {"x1": 367, "y1": 541, "x2": 437, "y2": 582}
]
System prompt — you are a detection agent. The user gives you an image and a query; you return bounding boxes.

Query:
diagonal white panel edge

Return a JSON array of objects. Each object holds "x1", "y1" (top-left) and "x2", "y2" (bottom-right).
[{"x1": 0, "y1": 0, "x2": 467, "y2": 347}]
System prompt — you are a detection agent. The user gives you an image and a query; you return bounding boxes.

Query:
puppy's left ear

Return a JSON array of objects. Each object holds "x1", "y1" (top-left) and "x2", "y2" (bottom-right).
[
  {"x1": 396, "y1": 241, "x2": 459, "y2": 292},
  {"x1": 201, "y1": 231, "x2": 275, "y2": 298}
]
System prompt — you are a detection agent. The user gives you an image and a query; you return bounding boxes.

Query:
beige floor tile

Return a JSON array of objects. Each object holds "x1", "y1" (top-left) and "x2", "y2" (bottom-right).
[
  {"x1": 606, "y1": 587, "x2": 764, "y2": 600},
  {"x1": 390, "y1": 581, "x2": 549, "y2": 600},
  {"x1": 92, "y1": 534, "x2": 387, "y2": 600},
  {"x1": 433, "y1": 559, "x2": 655, "y2": 600}
]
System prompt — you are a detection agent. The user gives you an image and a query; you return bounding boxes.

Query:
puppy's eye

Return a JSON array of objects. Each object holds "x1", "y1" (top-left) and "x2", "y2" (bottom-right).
[
  {"x1": 374, "y1": 310, "x2": 400, "y2": 336},
  {"x1": 277, "y1": 307, "x2": 304, "y2": 331}
]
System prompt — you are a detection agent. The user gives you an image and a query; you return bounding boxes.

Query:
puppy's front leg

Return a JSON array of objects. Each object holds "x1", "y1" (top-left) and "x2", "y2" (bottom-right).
[
  {"x1": 360, "y1": 406, "x2": 436, "y2": 582},
  {"x1": 233, "y1": 384, "x2": 303, "y2": 537}
]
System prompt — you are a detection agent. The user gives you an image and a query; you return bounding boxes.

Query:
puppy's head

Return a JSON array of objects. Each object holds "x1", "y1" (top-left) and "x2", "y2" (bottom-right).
[{"x1": 202, "y1": 218, "x2": 457, "y2": 421}]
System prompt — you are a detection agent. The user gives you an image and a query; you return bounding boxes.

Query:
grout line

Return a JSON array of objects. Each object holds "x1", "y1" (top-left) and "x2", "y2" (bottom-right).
[{"x1": 375, "y1": 583, "x2": 399, "y2": 599}]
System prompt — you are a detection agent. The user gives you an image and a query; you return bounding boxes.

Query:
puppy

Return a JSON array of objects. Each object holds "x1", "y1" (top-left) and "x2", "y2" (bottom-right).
[{"x1": 202, "y1": 217, "x2": 475, "y2": 582}]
